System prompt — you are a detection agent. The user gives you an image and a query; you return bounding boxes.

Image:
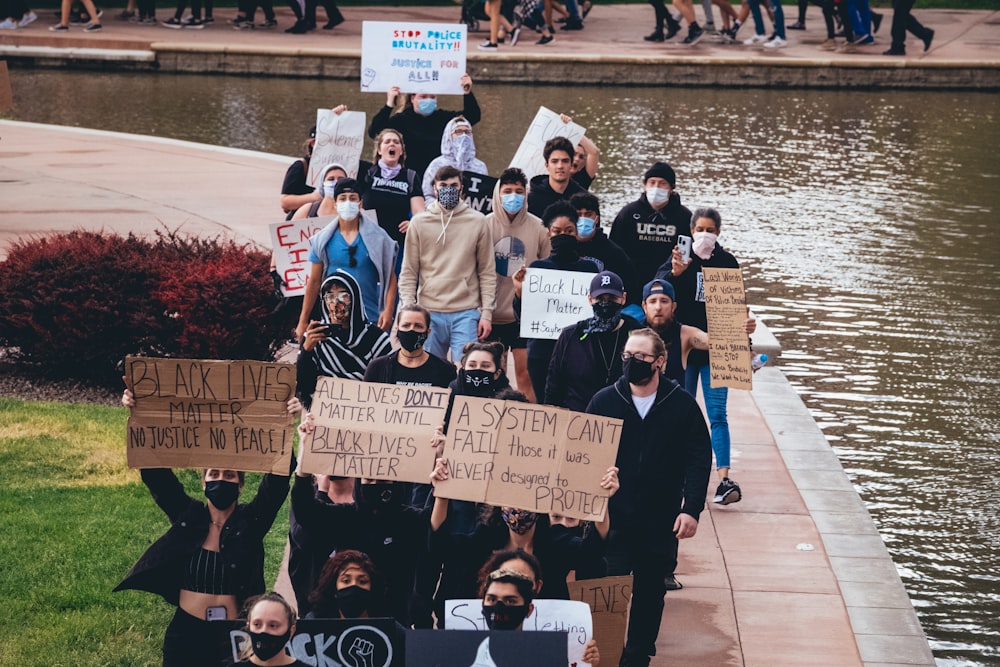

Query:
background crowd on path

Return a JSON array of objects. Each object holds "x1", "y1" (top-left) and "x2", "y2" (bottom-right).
[{"x1": 0, "y1": 0, "x2": 936, "y2": 57}]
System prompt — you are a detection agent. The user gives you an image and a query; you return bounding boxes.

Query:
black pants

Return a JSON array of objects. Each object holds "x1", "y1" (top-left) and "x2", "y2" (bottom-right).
[
  {"x1": 606, "y1": 528, "x2": 673, "y2": 662},
  {"x1": 307, "y1": 0, "x2": 342, "y2": 25},
  {"x1": 647, "y1": 0, "x2": 669, "y2": 31},
  {"x1": 890, "y1": 0, "x2": 929, "y2": 50},
  {"x1": 163, "y1": 607, "x2": 233, "y2": 667}
]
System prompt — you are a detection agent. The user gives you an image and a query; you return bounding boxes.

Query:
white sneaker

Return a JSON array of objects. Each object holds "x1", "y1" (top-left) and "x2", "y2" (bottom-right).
[
  {"x1": 19, "y1": 11, "x2": 38, "y2": 27},
  {"x1": 763, "y1": 35, "x2": 787, "y2": 48},
  {"x1": 743, "y1": 33, "x2": 768, "y2": 45},
  {"x1": 0, "y1": 18, "x2": 18, "y2": 28}
]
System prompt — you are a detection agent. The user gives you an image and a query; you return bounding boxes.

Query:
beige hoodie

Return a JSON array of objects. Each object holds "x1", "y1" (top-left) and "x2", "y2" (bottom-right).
[
  {"x1": 485, "y1": 179, "x2": 551, "y2": 326},
  {"x1": 399, "y1": 198, "x2": 497, "y2": 319}
]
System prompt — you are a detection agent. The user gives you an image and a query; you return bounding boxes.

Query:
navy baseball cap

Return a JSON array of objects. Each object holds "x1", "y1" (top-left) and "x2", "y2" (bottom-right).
[
  {"x1": 590, "y1": 271, "x2": 625, "y2": 298},
  {"x1": 642, "y1": 279, "x2": 675, "y2": 302}
]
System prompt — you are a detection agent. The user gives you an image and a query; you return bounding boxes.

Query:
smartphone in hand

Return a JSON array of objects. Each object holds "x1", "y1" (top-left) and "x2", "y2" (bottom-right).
[{"x1": 676, "y1": 235, "x2": 692, "y2": 263}]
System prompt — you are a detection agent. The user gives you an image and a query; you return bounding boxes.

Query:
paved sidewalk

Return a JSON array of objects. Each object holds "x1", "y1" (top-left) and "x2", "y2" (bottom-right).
[
  {"x1": 1, "y1": 5, "x2": 998, "y2": 87},
  {"x1": 0, "y1": 120, "x2": 935, "y2": 666}
]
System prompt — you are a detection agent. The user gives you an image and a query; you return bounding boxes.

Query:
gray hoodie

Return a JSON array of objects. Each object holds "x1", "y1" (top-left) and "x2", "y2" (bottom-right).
[{"x1": 422, "y1": 117, "x2": 489, "y2": 203}]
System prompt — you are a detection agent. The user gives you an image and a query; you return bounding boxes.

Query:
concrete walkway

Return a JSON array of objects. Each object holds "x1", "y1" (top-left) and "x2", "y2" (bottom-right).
[
  {"x1": 1, "y1": 5, "x2": 999, "y2": 88},
  {"x1": 0, "y1": 119, "x2": 936, "y2": 666}
]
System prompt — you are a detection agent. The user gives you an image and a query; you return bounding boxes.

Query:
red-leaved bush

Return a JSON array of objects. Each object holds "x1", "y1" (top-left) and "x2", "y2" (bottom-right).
[{"x1": 0, "y1": 230, "x2": 284, "y2": 384}]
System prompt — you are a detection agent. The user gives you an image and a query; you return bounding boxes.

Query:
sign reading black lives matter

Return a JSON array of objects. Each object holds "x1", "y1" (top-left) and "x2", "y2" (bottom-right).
[
  {"x1": 223, "y1": 617, "x2": 404, "y2": 667},
  {"x1": 519, "y1": 267, "x2": 597, "y2": 340},
  {"x1": 434, "y1": 396, "x2": 622, "y2": 521},
  {"x1": 125, "y1": 356, "x2": 296, "y2": 474},
  {"x1": 299, "y1": 377, "x2": 450, "y2": 483}
]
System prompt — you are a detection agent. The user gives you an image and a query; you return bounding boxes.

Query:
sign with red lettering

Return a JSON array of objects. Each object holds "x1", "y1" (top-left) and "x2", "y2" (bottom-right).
[
  {"x1": 434, "y1": 397, "x2": 622, "y2": 521},
  {"x1": 299, "y1": 377, "x2": 450, "y2": 483},
  {"x1": 269, "y1": 217, "x2": 331, "y2": 298},
  {"x1": 360, "y1": 21, "x2": 467, "y2": 95},
  {"x1": 125, "y1": 356, "x2": 296, "y2": 473}
]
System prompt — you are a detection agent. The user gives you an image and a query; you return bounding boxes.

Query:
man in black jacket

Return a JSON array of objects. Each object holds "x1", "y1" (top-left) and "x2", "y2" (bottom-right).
[
  {"x1": 586, "y1": 327, "x2": 712, "y2": 667},
  {"x1": 527, "y1": 136, "x2": 587, "y2": 218},
  {"x1": 570, "y1": 191, "x2": 642, "y2": 307}
]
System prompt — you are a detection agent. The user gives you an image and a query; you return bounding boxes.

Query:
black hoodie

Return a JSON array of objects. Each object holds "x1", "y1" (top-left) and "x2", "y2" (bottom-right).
[
  {"x1": 609, "y1": 192, "x2": 692, "y2": 286},
  {"x1": 586, "y1": 375, "x2": 711, "y2": 549},
  {"x1": 527, "y1": 173, "x2": 588, "y2": 218}
]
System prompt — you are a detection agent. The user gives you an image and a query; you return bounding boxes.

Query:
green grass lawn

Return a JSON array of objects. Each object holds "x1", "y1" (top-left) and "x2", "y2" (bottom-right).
[{"x1": 0, "y1": 398, "x2": 291, "y2": 667}]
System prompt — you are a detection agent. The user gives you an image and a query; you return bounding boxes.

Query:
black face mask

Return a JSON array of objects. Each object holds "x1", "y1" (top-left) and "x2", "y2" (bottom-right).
[
  {"x1": 592, "y1": 299, "x2": 623, "y2": 321},
  {"x1": 462, "y1": 369, "x2": 496, "y2": 397},
  {"x1": 204, "y1": 480, "x2": 239, "y2": 510},
  {"x1": 549, "y1": 233, "x2": 578, "y2": 257},
  {"x1": 482, "y1": 603, "x2": 530, "y2": 631},
  {"x1": 624, "y1": 356, "x2": 657, "y2": 384},
  {"x1": 397, "y1": 329, "x2": 428, "y2": 353},
  {"x1": 335, "y1": 585, "x2": 372, "y2": 618},
  {"x1": 248, "y1": 629, "x2": 291, "y2": 661},
  {"x1": 360, "y1": 482, "x2": 401, "y2": 510}
]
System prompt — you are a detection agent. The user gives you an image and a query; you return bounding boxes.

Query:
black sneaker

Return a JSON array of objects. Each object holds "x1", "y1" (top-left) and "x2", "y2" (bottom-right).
[
  {"x1": 665, "y1": 18, "x2": 680, "y2": 40},
  {"x1": 83, "y1": 21, "x2": 102, "y2": 31},
  {"x1": 872, "y1": 12, "x2": 882, "y2": 33},
  {"x1": 922, "y1": 28, "x2": 934, "y2": 51},
  {"x1": 259, "y1": 18, "x2": 278, "y2": 28},
  {"x1": 713, "y1": 478, "x2": 742, "y2": 505},
  {"x1": 682, "y1": 24, "x2": 704, "y2": 45},
  {"x1": 664, "y1": 575, "x2": 683, "y2": 591},
  {"x1": 509, "y1": 26, "x2": 520, "y2": 45},
  {"x1": 537, "y1": 33, "x2": 553, "y2": 44},
  {"x1": 182, "y1": 16, "x2": 204, "y2": 28},
  {"x1": 644, "y1": 30, "x2": 664, "y2": 42},
  {"x1": 787, "y1": 20, "x2": 805, "y2": 30},
  {"x1": 161, "y1": 16, "x2": 183, "y2": 28},
  {"x1": 560, "y1": 18, "x2": 583, "y2": 30},
  {"x1": 322, "y1": 16, "x2": 343, "y2": 29},
  {"x1": 203, "y1": 15, "x2": 214, "y2": 23}
]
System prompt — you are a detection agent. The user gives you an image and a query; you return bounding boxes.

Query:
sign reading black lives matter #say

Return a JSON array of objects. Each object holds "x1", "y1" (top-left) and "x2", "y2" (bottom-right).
[
  {"x1": 360, "y1": 21, "x2": 467, "y2": 95},
  {"x1": 125, "y1": 356, "x2": 296, "y2": 474},
  {"x1": 299, "y1": 377, "x2": 450, "y2": 483},
  {"x1": 702, "y1": 267, "x2": 753, "y2": 390},
  {"x1": 434, "y1": 397, "x2": 622, "y2": 521},
  {"x1": 519, "y1": 267, "x2": 596, "y2": 340}
]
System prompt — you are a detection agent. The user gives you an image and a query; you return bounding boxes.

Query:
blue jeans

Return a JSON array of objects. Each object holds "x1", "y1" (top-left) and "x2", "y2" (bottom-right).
[
  {"x1": 685, "y1": 362, "x2": 731, "y2": 470},
  {"x1": 426, "y1": 309, "x2": 480, "y2": 362}
]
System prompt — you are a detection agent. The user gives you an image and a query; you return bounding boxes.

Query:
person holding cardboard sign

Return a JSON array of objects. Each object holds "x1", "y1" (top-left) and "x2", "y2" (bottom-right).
[
  {"x1": 585, "y1": 328, "x2": 712, "y2": 667},
  {"x1": 116, "y1": 391, "x2": 299, "y2": 667},
  {"x1": 657, "y1": 207, "x2": 757, "y2": 507}
]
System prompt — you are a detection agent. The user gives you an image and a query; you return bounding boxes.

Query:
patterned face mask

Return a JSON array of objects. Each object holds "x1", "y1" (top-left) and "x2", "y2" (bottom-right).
[{"x1": 437, "y1": 185, "x2": 461, "y2": 210}]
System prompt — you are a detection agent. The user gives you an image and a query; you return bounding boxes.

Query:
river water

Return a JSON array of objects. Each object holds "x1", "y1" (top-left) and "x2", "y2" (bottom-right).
[{"x1": 7, "y1": 70, "x2": 999, "y2": 665}]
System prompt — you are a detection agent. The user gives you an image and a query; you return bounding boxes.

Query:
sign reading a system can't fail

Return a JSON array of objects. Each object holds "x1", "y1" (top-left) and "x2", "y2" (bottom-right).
[{"x1": 360, "y1": 21, "x2": 467, "y2": 95}]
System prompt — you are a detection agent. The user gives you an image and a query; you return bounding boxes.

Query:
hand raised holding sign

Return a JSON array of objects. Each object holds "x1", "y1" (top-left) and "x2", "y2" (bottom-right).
[{"x1": 600, "y1": 466, "x2": 620, "y2": 497}]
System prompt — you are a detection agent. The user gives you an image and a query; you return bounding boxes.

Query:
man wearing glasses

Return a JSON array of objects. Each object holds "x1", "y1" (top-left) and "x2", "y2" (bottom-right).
[{"x1": 586, "y1": 327, "x2": 712, "y2": 667}]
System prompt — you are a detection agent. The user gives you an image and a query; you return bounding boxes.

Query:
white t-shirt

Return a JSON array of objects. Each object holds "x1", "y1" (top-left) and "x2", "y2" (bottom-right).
[{"x1": 632, "y1": 392, "x2": 656, "y2": 419}]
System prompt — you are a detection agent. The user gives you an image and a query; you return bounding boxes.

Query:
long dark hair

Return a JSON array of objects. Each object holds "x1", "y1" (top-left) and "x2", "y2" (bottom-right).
[{"x1": 308, "y1": 550, "x2": 381, "y2": 615}]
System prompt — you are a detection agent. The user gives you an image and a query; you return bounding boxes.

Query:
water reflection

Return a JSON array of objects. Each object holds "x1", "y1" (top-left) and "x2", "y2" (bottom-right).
[{"x1": 8, "y1": 70, "x2": 1000, "y2": 665}]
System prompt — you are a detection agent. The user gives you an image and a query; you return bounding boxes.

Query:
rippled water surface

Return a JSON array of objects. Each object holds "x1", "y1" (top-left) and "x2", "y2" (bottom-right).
[{"x1": 8, "y1": 71, "x2": 1000, "y2": 665}]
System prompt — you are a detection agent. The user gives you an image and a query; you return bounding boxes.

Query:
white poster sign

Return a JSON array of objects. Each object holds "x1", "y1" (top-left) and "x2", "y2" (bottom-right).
[
  {"x1": 308, "y1": 109, "x2": 366, "y2": 186},
  {"x1": 508, "y1": 107, "x2": 587, "y2": 181},
  {"x1": 360, "y1": 21, "x2": 467, "y2": 95},
  {"x1": 445, "y1": 599, "x2": 593, "y2": 667},
  {"x1": 269, "y1": 216, "x2": 333, "y2": 297},
  {"x1": 519, "y1": 267, "x2": 596, "y2": 340}
]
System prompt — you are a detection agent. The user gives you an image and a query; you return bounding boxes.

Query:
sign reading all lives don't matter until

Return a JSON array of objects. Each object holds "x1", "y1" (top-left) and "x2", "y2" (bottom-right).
[{"x1": 360, "y1": 21, "x2": 467, "y2": 95}]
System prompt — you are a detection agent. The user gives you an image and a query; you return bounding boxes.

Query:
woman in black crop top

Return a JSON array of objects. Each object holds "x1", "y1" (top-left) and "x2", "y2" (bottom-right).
[{"x1": 116, "y1": 390, "x2": 300, "y2": 667}]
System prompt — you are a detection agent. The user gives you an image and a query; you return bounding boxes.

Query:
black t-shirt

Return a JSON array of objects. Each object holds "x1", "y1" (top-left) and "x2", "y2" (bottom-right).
[
  {"x1": 282, "y1": 159, "x2": 313, "y2": 196},
  {"x1": 572, "y1": 169, "x2": 593, "y2": 190},
  {"x1": 363, "y1": 351, "x2": 456, "y2": 388},
  {"x1": 360, "y1": 161, "x2": 420, "y2": 246}
]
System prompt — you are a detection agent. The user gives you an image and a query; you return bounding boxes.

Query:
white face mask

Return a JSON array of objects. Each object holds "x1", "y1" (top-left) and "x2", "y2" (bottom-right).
[
  {"x1": 337, "y1": 201, "x2": 360, "y2": 220},
  {"x1": 323, "y1": 181, "x2": 338, "y2": 198},
  {"x1": 693, "y1": 231, "x2": 718, "y2": 259},
  {"x1": 645, "y1": 186, "x2": 670, "y2": 207}
]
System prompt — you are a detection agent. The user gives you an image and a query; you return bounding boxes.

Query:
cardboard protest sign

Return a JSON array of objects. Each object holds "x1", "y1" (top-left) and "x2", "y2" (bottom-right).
[
  {"x1": 446, "y1": 599, "x2": 593, "y2": 667},
  {"x1": 464, "y1": 171, "x2": 497, "y2": 214},
  {"x1": 224, "y1": 618, "x2": 404, "y2": 667},
  {"x1": 508, "y1": 107, "x2": 587, "y2": 181},
  {"x1": 568, "y1": 576, "x2": 633, "y2": 667},
  {"x1": 308, "y1": 108, "x2": 367, "y2": 185},
  {"x1": 407, "y1": 630, "x2": 567, "y2": 667},
  {"x1": 360, "y1": 21, "x2": 467, "y2": 95},
  {"x1": 702, "y1": 267, "x2": 753, "y2": 390},
  {"x1": 125, "y1": 357, "x2": 295, "y2": 474},
  {"x1": 299, "y1": 377, "x2": 449, "y2": 482},
  {"x1": 434, "y1": 397, "x2": 622, "y2": 521},
  {"x1": 269, "y1": 216, "x2": 332, "y2": 298},
  {"x1": 519, "y1": 267, "x2": 596, "y2": 340}
]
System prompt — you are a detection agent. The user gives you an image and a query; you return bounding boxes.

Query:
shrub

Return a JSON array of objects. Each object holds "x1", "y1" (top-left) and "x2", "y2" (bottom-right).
[{"x1": 0, "y1": 230, "x2": 283, "y2": 384}]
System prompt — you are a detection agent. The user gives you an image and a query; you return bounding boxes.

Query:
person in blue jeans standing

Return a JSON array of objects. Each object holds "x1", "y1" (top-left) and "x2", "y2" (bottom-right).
[{"x1": 658, "y1": 207, "x2": 756, "y2": 505}]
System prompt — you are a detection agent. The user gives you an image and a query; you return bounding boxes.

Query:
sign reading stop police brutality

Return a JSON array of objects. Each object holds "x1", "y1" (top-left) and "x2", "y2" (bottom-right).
[
  {"x1": 125, "y1": 356, "x2": 296, "y2": 474},
  {"x1": 434, "y1": 397, "x2": 622, "y2": 521},
  {"x1": 360, "y1": 21, "x2": 467, "y2": 95}
]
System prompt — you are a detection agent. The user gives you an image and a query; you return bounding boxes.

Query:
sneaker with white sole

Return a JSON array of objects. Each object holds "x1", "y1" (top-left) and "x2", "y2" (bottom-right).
[
  {"x1": 49, "y1": 23, "x2": 69, "y2": 31},
  {"x1": 763, "y1": 35, "x2": 787, "y2": 48},
  {"x1": 19, "y1": 11, "x2": 38, "y2": 26},
  {"x1": 478, "y1": 40, "x2": 498, "y2": 50},
  {"x1": 713, "y1": 478, "x2": 742, "y2": 505},
  {"x1": 83, "y1": 21, "x2": 103, "y2": 31},
  {"x1": 0, "y1": 18, "x2": 18, "y2": 28},
  {"x1": 743, "y1": 33, "x2": 768, "y2": 45}
]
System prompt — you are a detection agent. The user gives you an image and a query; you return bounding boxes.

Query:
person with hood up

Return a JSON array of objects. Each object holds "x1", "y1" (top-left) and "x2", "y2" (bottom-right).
[
  {"x1": 294, "y1": 177, "x2": 398, "y2": 337},
  {"x1": 297, "y1": 270, "x2": 392, "y2": 407},
  {"x1": 484, "y1": 167, "x2": 550, "y2": 403},
  {"x1": 399, "y1": 165, "x2": 497, "y2": 362},
  {"x1": 609, "y1": 161, "x2": 692, "y2": 288},
  {"x1": 585, "y1": 327, "x2": 712, "y2": 667},
  {"x1": 422, "y1": 117, "x2": 489, "y2": 205},
  {"x1": 367, "y1": 75, "x2": 481, "y2": 181}
]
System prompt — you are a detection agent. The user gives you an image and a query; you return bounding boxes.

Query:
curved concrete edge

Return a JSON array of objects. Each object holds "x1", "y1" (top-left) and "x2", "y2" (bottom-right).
[
  {"x1": 751, "y1": 367, "x2": 936, "y2": 666},
  {"x1": 0, "y1": 119, "x2": 295, "y2": 165},
  {"x1": 0, "y1": 44, "x2": 155, "y2": 61}
]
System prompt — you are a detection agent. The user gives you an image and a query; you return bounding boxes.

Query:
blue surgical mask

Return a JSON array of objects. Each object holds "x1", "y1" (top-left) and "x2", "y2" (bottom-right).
[
  {"x1": 416, "y1": 98, "x2": 437, "y2": 115},
  {"x1": 501, "y1": 193, "x2": 524, "y2": 214},
  {"x1": 576, "y1": 216, "x2": 596, "y2": 237}
]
